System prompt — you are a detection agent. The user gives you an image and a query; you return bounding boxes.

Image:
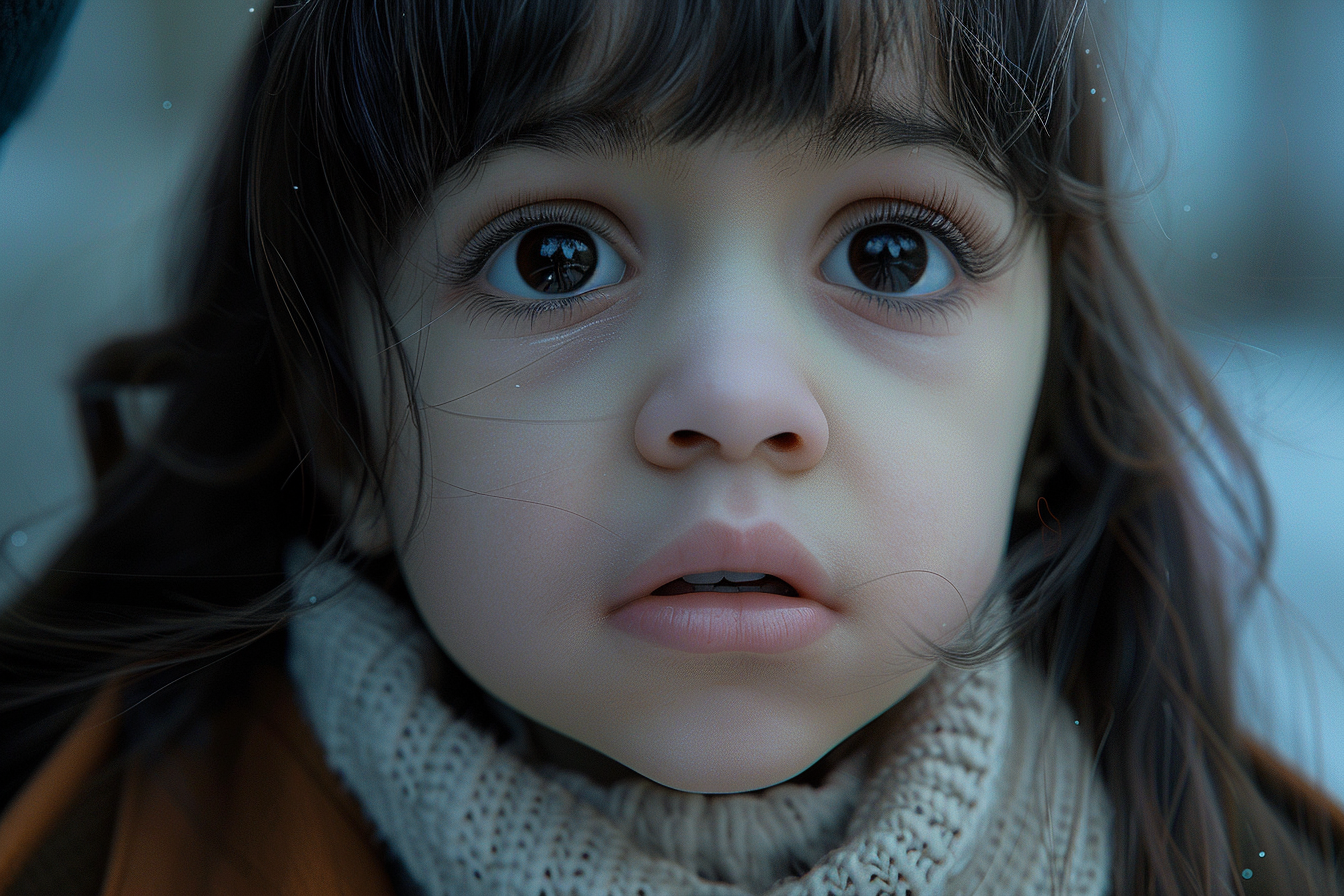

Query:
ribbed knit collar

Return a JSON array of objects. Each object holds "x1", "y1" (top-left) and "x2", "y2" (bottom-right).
[{"x1": 285, "y1": 546, "x2": 1112, "y2": 896}]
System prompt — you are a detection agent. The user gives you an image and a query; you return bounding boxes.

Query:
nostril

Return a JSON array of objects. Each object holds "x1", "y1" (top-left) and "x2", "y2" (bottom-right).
[
  {"x1": 669, "y1": 431, "x2": 800, "y2": 451},
  {"x1": 670, "y1": 430, "x2": 705, "y2": 447}
]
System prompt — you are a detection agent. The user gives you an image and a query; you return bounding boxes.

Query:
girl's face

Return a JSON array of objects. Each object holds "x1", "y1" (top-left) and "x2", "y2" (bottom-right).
[{"x1": 351, "y1": 76, "x2": 1051, "y2": 793}]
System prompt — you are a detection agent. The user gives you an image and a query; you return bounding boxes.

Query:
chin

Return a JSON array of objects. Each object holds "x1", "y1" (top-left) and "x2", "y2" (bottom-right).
[
  {"x1": 603, "y1": 720, "x2": 839, "y2": 794},
  {"x1": 626, "y1": 754, "x2": 820, "y2": 794}
]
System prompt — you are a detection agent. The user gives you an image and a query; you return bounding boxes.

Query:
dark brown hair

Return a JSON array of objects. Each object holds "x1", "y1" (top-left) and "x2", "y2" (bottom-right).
[{"x1": 2, "y1": 1, "x2": 1341, "y2": 892}]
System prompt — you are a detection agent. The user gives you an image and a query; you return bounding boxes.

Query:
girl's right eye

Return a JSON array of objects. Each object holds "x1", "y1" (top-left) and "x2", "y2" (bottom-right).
[
  {"x1": 820, "y1": 221, "x2": 961, "y2": 299},
  {"x1": 485, "y1": 223, "x2": 626, "y2": 298}
]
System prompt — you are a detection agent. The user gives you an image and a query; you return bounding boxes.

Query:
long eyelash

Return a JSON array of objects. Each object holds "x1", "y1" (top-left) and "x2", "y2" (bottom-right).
[
  {"x1": 436, "y1": 202, "x2": 617, "y2": 286},
  {"x1": 457, "y1": 291, "x2": 590, "y2": 329},
  {"x1": 851, "y1": 292, "x2": 973, "y2": 331},
  {"x1": 825, "y1": 186, "x2": 1004, "y2": 331},
  {"x1": 837, "y1": 184, "x2": 1007, "y2": 281}
]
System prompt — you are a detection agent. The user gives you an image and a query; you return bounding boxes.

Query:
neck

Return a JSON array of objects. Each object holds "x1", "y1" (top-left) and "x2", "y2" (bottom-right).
[
  {"x1": 524, "y1": 703, "x2": 900, "y2": 792},
  {"x1": 526, "y1": 721, "x2": 634, "y2": 786}
]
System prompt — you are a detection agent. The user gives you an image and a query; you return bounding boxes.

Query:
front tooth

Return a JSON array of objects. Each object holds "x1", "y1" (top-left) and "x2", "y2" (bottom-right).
[{"x1": 681, "y1": 571, "x2": 767, "y2": 584}]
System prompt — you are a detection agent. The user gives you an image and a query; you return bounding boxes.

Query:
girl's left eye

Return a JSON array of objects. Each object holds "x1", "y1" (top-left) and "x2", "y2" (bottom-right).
[
  {"x1": 820, "y1": 223, "x2": 957, "y2": 297},
  {"x1": 485, "y1": 223, "x2": 626, "y2": 298}
]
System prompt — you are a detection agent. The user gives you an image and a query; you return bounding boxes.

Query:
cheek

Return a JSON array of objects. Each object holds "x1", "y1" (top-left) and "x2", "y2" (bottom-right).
[
  {"x1": 837, "y1": 264, "x2": 1049, "y2": 641},
  {"x1": 835, "y1": 426, "x2": 1012, "y2": 649},
  {"x1": 400, "y1": 505, "x2": 583, "y2": 696},
  {"x1": 387, "y1": 415, "x2": 623, "y2": 696},
  {"x1": 367, "y1": 292, "x2": 635, "y2": 694}
]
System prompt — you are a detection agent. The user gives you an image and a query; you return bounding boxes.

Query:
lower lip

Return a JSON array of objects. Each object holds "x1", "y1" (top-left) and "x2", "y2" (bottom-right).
[{"x1": 608, "y1": 592, "x2": 836, "y2": 654}]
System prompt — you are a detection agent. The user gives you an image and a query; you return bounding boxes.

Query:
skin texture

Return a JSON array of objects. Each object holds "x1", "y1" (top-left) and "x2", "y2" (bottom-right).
[{"x1": 343, "y1": 117, "x2": 1052, "y2": 793}]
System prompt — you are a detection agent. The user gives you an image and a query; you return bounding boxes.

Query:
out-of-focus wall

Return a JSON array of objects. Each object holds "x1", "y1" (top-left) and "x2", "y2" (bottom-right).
[
  {"x1": 1123, "y1": 0, "x2": 1344, "y2": 325},
  {"x1": 0, "y1": 0, "x2": 265, "y2": 593},
  {"x1": 0, "y1": 0, "x2": 1341, "y2": 799},
  {"x1": 1117, "y1": 0, "x2": 1344, "y2": 799}
]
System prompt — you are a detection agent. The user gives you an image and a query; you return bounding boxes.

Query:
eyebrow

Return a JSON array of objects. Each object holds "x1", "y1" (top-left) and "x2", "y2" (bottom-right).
[
  {"x1": 804, "y1": 104, "x2": 982, "y2": 168},
  {"x1": 464, "y1": 103, "x2": 996, "y2": 182}
]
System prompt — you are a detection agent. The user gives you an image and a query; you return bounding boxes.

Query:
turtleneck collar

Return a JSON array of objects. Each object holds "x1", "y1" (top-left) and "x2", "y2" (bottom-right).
[{"x1": 284, "y1": 545, "x2": 1112, "y2": 896}]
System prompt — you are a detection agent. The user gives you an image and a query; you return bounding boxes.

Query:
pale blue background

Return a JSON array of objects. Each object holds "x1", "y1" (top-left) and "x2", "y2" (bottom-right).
[{"x1": 0, "y1": 0, "x2": 1340, "y2": 798}]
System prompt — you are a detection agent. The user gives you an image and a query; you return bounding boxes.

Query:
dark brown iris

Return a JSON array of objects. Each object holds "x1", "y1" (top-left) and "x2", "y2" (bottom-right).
[
  {"x1": 847, "y1": 224, "x2": 927, "y2": 293},
  {"x1": 516, "y1": 224, "x2": 598, "y2": 293}
]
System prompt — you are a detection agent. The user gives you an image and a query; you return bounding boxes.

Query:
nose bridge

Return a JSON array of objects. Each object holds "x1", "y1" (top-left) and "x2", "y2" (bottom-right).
[
  {"x1": 662, "y1": 239, "x2": 805, "y2": 380},
  {"x1": 632, "y1": 197, "x2": 828, "y2": 470},
  {"x1": 671, "y1": 192, "x2": 800, "y2": 343}
]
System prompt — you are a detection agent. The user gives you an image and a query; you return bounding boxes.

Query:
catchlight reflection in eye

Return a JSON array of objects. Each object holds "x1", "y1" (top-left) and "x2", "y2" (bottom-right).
[
  {"x1": 486, "y1": 223, "x2": 625, "y2": 297},
  {"x1": 821, "y1": 224, "x2": 956, "y2": 296}
]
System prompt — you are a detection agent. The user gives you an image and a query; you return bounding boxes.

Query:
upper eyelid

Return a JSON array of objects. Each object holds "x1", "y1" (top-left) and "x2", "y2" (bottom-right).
[
  {"x1": 821, "y1": 199, "x2": 993, "y2": 282},
  {"x1": 825, "y1": 203, "x2": 959, "y2": 252}
]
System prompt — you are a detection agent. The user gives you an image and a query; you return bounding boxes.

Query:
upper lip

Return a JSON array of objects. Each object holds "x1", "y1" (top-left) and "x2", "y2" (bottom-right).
[{"x1": 611, "y1": 519, "x2": 836, "y2": 612}]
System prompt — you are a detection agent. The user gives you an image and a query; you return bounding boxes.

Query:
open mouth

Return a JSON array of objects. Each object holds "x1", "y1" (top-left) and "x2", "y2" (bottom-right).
[{"x1": 651, "y1": 574, "x2": 799, "y2": 596}]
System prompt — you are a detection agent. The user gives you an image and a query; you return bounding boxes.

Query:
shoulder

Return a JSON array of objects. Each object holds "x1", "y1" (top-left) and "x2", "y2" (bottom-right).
[
  {"x1": 0, "y1": 683, "x2": 121, "y2": 896},
  {"x1": 0, "y1": 666, "x2": 397, "y2": 896}
]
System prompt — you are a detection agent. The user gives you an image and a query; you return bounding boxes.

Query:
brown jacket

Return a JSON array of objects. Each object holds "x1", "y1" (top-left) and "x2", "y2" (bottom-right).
[{"x1": 0, "y1": 670, "x2": 394, "y2": 896}]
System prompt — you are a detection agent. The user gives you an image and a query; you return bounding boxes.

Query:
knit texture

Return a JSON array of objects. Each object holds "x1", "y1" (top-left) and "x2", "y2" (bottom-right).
[{"x1": 285, "y1": 546, "x2": 1113, "y2": 896}]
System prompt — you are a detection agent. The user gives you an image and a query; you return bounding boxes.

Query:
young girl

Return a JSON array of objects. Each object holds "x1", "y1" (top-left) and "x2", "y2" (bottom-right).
[{"x1": 1, "y1": 0, "x2": 1341, "y2": 894}]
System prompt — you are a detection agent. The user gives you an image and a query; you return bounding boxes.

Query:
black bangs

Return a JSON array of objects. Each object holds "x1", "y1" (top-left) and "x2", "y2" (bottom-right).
[
  {"x1": 255, "y1": 0, "x2": 1091, "y2": 280},
  {"x1": 270, "y1": 0, "x2": 1091, "y2": 231},
  {"x1": 534, "y1": 0, "x2": 894, "y2": 142},
  {"x1": 331, "y1": 0, "x2": 903, "y2": 166},
  {"x1": 420, "y1": 0, "x2": 898, "y2": 148}
]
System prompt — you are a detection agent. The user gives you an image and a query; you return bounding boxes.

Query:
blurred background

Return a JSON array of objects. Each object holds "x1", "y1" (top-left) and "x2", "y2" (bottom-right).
[{"x1": 0, "y1": 0, "x2": 1341, "y2": 798}]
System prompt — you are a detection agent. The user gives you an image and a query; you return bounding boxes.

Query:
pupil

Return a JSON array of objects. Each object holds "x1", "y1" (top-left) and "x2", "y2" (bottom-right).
[
  {"x1": 847, "y1": 224, "x2": 927, "y2": 293},
  {"x1": 517, "y1": 224, "x2": 598, "y2": 293}
]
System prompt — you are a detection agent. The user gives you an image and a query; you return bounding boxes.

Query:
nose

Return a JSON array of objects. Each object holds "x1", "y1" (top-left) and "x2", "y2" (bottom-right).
[{"x1": 633, "y1": 329, "x2": 829, "y2": 472}]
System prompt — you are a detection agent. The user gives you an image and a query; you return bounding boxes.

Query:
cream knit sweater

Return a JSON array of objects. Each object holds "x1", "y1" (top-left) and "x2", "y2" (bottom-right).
[{"x1": 285, "y1": 549, "x2": 1113, "y2": 896}]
